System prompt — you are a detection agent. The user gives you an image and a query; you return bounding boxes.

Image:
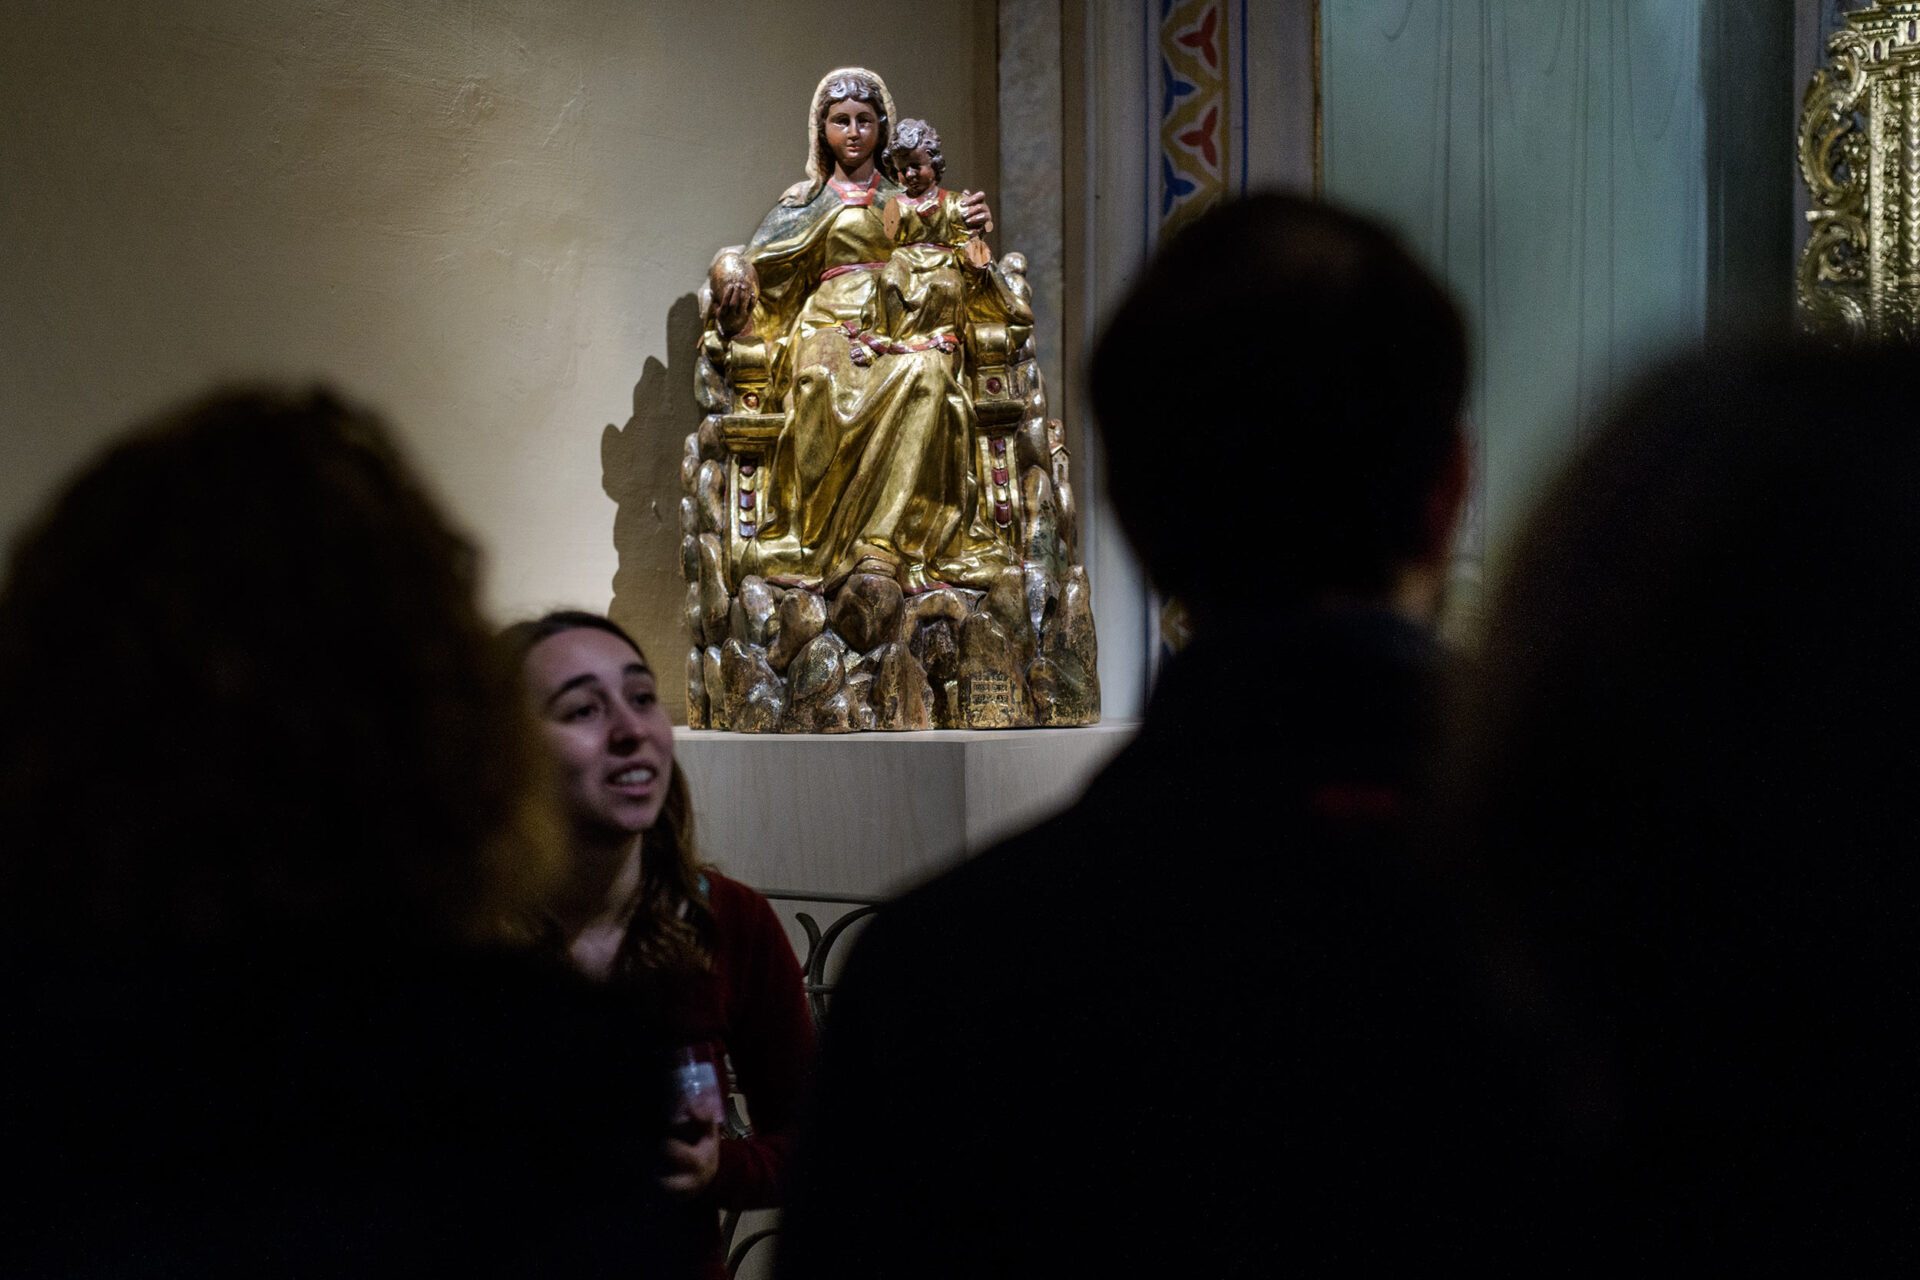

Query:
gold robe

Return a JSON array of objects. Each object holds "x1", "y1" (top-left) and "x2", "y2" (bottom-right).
[
  {"x1": 738, "y1": 176, "x2": 1013, "y2": 593},
  {"x1": 876, "y1": 187, "x2": 970, "y2": 349}
]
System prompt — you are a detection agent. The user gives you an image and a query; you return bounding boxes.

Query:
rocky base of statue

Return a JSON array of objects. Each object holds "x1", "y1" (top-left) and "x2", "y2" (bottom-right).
[{"x1": 679, "y1": 539, "x2": 1099, "y2": 734}]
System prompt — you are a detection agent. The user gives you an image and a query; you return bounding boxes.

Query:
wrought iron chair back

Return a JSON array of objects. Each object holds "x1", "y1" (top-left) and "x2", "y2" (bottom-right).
[{"x1": 720, "y1": 889, "x2": 882, "y2": 1279}]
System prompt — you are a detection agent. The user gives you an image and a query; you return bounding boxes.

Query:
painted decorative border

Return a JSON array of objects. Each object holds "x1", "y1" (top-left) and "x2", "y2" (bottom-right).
[
  {"x1": 1146, "y1": 0, "x2": 1249, "y2": 665},
  {"x1": 1149, "y1": 0, "x2": 1249, "y2": 246}
]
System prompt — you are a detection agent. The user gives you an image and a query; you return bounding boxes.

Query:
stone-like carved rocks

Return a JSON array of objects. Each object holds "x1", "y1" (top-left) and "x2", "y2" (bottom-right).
[
  {"x1": 701, "y1": 645, "x2": 723, "y2": 727},
  {"x1": 983, "y1": 566, "x2": 1038, "y2": 672},
  {"x1": 1046, "y1": 418, "x2": 1078, "y2": 557},
  {"x1": 846, "y1": 671, "x2": 876, "y2": 730},
  {"x1": 1022, "y1": 466, "x2": 1063, "y2": 587},
  {"x1": 767, "y1": 588, "x2": 827, "y2": 673},
  {"x1": 906, "y1": 587, "x2": 970, "y2": 633},
  {"x1": 870, "y1": 642, "x2": 933, "y2": 731},
  {"x1": 719, "y1": 638, "x2": 785, "y2": 733},
  {"x1": 697, "y1": 534, "x2": 730, "y2": 648},
  {"x1": 805, "y1": 690, "x2": 856, "y2": 733},
  {"x1": 829, "y1": 573, "x2": 906, "y2": 654},
  {"x1": 684, "y1": 581, "x2": 704, "y2": 649},
  {"x1": 729, "y1": 575, "x2": 779, "y2": 649},
  {"x1": 784, "y1": 632, "x2": 853, "y2": 733},
  {"x1": 695, "y1": 459, "x2": 727, "y2": 536},
  {"x1": 1027, "y1": 655, "x2": 1064, "y2": 724},
  {"x1": 686, "y1": 646, "x2": 710, "y2": 729},
  {"x1": 682, "y1": 553, "x2": 1099, "y2": 732},
  {"x1": 787, "y1": 632, "x2": 846, "y2": 705},
  {"x1": 1035, "y1": 566, "x2": 1099, "y2": 725},
  {"x1": 912, "y1": 616, "x2": 959, "y2": 681},
  {"x1": 957, "y1": 612, "x2": 1018, "y2": 729}
]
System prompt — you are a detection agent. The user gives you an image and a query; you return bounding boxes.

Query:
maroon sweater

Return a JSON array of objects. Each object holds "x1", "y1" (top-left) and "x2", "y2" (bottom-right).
[{"x1": 652, "y1": 871, "x2": 815, "y2": 1271}]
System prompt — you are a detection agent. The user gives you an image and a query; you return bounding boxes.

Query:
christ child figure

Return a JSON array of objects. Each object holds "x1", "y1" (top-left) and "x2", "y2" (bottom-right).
[{"x1": 874, "y1": 118, "x2": 990, "y2": 352}]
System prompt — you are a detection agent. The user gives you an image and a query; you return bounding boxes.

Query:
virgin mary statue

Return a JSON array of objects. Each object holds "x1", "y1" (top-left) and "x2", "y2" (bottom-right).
[
  {"x1": 709, "y1": 67, "x2": 1014, "y2": 594},
  {"x1": 686, "y1": 67, "x2": 1098, "y2": 732}
]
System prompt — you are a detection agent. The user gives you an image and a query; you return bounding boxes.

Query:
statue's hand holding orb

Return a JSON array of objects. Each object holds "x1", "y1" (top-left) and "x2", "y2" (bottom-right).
[{"x1": 708, "y1": 248, "x2": 757, "y2": 337}]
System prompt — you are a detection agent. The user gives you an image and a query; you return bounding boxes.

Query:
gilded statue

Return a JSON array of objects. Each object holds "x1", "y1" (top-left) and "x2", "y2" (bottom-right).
[
  {"x1": 683, "y1": 68, "x2": 1099, "y2": 732},
  {"x1": 1798, "y1": 0, "x2": 1920, "y2": 340}
]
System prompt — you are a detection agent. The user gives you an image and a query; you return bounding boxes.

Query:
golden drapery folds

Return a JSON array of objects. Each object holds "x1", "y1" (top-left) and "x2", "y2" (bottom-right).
[
  {"x1": 734, "y1": 177, "x2": 1015, "y2": 592},
  {"x1": 708, "y1": 67, "x2": 1022, "y2": 594}
]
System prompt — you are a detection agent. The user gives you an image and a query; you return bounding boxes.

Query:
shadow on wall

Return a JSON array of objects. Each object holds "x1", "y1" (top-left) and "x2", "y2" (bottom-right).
[{"x1": 603, "y1": 292, "x2": 705, "y2": 727}]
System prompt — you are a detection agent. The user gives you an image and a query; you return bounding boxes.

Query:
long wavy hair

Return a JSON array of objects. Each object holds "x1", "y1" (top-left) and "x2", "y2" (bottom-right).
[
  {"x1": 0, "y1": 386, "x2": 565, "y2": 957},
  {"x1": 502, "y1": 611, "x2": 716, "y2": 984}
]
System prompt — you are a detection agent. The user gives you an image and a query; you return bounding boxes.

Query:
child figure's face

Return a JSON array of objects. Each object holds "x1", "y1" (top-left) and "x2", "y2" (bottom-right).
[{"x1": 898, "y1": 147, "x2": 937, "y2": 198}]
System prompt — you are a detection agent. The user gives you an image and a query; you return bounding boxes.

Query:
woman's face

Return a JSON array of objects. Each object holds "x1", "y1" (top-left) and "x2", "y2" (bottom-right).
[
  {"x1": 823, "y1": 96, "x2": 879, "y2": 174},
  {"x1": 897, "y1": 147, "x2": 937, "y2": 198},
  {"x1": 523, "y1": 627, "x2": 674, "y2": 843}
]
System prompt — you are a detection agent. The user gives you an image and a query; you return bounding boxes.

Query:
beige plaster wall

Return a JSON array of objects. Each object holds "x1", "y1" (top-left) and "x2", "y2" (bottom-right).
[{"x1": 1, "y1": 0, "x2": 997, "y2": 724}]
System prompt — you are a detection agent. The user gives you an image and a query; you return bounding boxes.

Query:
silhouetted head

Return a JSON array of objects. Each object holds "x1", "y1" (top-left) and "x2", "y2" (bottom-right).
[
  {"x1": 1090, "y1": 194, "x2": 1466, "y2": 620},
  {"x1": 0, "y1": 386, "x2": 562, "y2": 958},
  {"x1": 1446, "y1": 338, "x2": 1920, "y2": 1257}
]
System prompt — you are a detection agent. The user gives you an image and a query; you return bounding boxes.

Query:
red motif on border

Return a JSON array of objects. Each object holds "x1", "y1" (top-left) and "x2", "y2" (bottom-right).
[
  {"x1": 1179, "y1": 105, "x2": 1221, "y2": 171},
  {"x1": 1156, "y1": 0, "x2": 1234, "y2": 243},
  {"x1": 1176, "y1": 8, "x2": 1220, "y2": 69}
]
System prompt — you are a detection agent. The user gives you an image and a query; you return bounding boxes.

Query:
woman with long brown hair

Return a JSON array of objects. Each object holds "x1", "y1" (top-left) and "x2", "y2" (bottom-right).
[{"x1": 505, "y1": 610, "x2": 815, "y2": 1277}]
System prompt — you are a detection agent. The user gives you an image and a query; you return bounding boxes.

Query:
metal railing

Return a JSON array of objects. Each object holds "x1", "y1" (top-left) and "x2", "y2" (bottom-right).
[
  {"x1": 721, "y1": 890, "x2": 884, "y2": 1278},
  {"x1": 758, "y1": 888, "x2": 884, "y2": 1027}
]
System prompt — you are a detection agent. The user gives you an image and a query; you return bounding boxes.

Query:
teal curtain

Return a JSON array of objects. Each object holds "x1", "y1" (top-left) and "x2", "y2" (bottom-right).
[{"x1": 1322, "y1": 1, "x2": 1709, "y2": 566}]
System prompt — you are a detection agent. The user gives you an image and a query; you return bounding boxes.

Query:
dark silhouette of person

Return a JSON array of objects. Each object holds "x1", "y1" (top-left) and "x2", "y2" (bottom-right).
[
  {"x1": 0, "y1": 387, "x2": 689, "y2": 1275},
  {"x1": 775, "y1": 194, "x2": 1532, "y2": 1276},
  {"x1": 1440, "y1": 338, "x2": 1920, "y2": 1268}
]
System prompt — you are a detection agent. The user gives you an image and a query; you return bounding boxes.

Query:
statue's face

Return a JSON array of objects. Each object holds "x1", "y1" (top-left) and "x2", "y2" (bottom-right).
[
  {"x1": 897, "y1": 147, "x2": 937, "y2": 198},
  {"x1": 823, "y1": 97, "x2": 879, "y2": 174}
]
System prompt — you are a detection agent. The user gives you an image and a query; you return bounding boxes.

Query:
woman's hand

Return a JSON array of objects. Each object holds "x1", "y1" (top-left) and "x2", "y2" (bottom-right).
[
  {"x1": 659, "y1": 1077, "x2": 723, "y2": 1198},
  {"x1": 959, "y1": 189, "x2": 994, "y2": 234}
]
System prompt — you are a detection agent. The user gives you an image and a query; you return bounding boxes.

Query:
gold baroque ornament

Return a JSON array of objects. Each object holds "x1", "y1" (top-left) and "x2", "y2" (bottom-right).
[
  {"x1": 1798, "y1": 1, "x2": 1920, "y2": 340},
  {"x1": 682, "y1": 68, "x2": 1099, "y2": 733}
]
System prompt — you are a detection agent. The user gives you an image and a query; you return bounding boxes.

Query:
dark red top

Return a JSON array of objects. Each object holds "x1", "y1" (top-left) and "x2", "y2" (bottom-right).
[{"x1": 653, "y1": 870, "x2": 815, "y2": 1274}]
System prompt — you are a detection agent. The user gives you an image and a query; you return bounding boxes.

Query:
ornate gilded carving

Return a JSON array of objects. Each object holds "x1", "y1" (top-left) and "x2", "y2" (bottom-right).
[
  {"x1": 684, "y1": 68, "x2": 1098, "y2": 732},
  {"x1": 1797, "y1": 2, "x2": 1920, "y2": 340}
]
